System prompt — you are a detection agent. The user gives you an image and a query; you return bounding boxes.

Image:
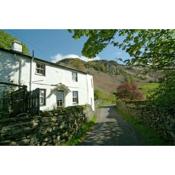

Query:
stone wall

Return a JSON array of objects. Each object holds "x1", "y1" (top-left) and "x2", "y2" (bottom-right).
[
  {"x1": 83, "y1": 104, "x2": 95, "y2": 121},
  {"x1": 118, "y1": 100, "x2": 175, "y2": 144},
  {"x1": 135, "y1": 104, "x2": 175, "y2": 144},
  {"x1": 0, "y1": 106, "x2": 90, "y2": 145}
]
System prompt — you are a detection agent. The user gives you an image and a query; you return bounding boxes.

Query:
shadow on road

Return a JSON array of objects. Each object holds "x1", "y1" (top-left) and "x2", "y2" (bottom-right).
[{"x1": 80, "y1": 106, "x2": 143, "y2": 145}]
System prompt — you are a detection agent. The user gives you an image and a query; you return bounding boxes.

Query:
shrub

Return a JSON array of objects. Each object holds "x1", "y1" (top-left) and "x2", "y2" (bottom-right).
[{"x1": 116, "y1": 82, "x2": 144, "y2": 101}]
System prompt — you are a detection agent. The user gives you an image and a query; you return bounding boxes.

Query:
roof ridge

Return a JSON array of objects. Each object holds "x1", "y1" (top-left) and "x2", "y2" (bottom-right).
[{"x1": 0, "y1": 47, "x2": 91, "y2": 75}]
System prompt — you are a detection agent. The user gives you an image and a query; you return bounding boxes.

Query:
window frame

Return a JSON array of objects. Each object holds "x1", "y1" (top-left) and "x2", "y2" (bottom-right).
[
  {"x1": 72, "y1": 91, "x2": 79, "y2": 104},
  {"x1": 57, "y1": 90, "x2": 64, "y2": 107},
  {"x1": 39, "y1": 89, "x2": 46, "y2": 106},
  {"x1": 72, "y1": 71, "x2": 78, "y2": 82},
  {"x1": 36, "y1": 62, "x2": 46, "y2": 76}
]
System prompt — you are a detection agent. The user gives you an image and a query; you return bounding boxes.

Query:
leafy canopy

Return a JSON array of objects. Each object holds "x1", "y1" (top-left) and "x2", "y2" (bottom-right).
[
  {"x1": 69, "y1": 29, "x2": 175, "y2": 69},
  {"x1": 0, "y1": 30, "x2": 29, "y2": 55}
]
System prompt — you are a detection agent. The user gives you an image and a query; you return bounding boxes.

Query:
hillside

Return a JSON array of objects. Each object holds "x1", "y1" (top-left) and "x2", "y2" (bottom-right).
[{"x1": 57, "y1": 58, "x2": 161, "y2": 105}]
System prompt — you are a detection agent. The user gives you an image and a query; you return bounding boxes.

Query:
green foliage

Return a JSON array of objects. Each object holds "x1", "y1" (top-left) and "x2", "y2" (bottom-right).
[
  {"x1": 65, "y1": 116, "x2": 96, "y2": 145},
  {"x1": 139, "y1": 83, "x2": 159, "y2": 99},
  {"x1": 0, "y1": 30, "x2": 29, "y2": 55},
  {"x1": 69, "y1": 30, "x2": 116, "y2": 58},
  {"x1": 69, "y1": 29, "x2": 175, "y2": 69},
  {"x1": 51, "y1": 83, "x2": 70, "y2": 95},
  {"x1": 69, "y1": 29, "x2": 175, "y2": 143},
  {"x1": 149, "y1": 70, "x2": 175, "y2": 113},
  {"x1": 116, "y1": 102, "x2": 167, "y2": 145},
  {"x1": 125, "y1": 71, "x2": 175, "y2": 143}
]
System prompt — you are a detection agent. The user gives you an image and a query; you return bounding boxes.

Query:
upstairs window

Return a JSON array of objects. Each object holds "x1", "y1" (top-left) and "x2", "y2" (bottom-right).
[
  {"x1": 72, "y1": 91, "x2": 78, "y2": 104},
  {"x1": 36, "y1": 62, "x2": 45, "y2": 76},
  {"x1": 72, "y1": 72, "x2": 78, "y2": 82},
  {"x1": 40, "y1": 89, "x2": 46, "y2": 106}
]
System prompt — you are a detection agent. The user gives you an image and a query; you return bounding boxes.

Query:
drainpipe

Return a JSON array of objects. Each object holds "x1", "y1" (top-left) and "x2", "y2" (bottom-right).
[
  {"x1": 86, "y1": 74, "x2": 89, "y2": 105},
  {"x1": 29, "y1": 50, "x2": 34, "y2": 91},
  {"x1": 14, "y1": 54, "x2": 22, "y2": 86}
]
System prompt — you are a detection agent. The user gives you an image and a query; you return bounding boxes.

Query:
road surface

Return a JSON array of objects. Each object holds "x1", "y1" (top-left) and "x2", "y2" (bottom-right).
[{"x1": 80, "y1": 105, "x2": 143, "y2": 145}]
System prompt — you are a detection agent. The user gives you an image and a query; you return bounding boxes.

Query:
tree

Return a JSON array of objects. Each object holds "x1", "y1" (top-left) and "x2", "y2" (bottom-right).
[
  {"x1": 116, "y1": 82, "x2": 143, "y2": 101},
  {"x1": 0, "y1": 30, "x2": 29, "y2": 55},
  {"x1": 69, "y1": 29, "x2": 175, "y2": 69}
]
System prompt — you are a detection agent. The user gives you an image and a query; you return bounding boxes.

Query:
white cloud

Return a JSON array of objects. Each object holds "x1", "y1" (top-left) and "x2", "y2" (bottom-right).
[
  {"x1": 50, "y1": 53, "x2": 101, "y2": 63},
  {"x1": 50, "y1": 53, "x2": 63, "y2": 63}
]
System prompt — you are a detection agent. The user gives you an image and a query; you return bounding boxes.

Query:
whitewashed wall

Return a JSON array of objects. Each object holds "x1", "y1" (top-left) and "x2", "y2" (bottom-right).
[{"x1": 0, "y1": 50, "x2": 95, "y2": 111}]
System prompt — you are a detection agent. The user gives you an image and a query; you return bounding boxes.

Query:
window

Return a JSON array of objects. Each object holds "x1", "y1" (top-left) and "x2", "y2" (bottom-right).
[
  {"x1": 72, "y1": 91, "x2": 78, "y2": 104},
  {"x1": 36, "y1": 62, "x2": 45, "y2": 76},
  {"x1": 40, "y1": 89, "x2": 46, "y2": 106},
  {"x1": 57, "y1": 91, "x2": 64, "y2": 107},
  {"x1": 72, "y1": 72, "x2": 78, "y2": 82}
]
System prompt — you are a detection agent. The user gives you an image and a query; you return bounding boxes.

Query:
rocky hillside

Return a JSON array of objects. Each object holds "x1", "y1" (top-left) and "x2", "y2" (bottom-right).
[{"x1": 57, "y1": 58, "x2": 161, "y2": 94}]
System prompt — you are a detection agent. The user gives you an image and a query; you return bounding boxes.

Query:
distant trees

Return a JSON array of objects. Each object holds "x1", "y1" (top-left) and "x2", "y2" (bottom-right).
[{"x1": 0, "y1": 30, "x2": 29, "y2": 55}]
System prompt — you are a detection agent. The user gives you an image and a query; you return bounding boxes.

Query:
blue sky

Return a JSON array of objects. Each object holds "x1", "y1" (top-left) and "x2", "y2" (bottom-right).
[{"x1": 5, "y1": 30, "x2": 130, "y2": 63}]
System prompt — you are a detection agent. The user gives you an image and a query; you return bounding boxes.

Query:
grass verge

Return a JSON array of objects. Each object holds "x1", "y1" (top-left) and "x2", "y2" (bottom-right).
[
  {"x1": 139, "y1": 82, "x2": 159, "y2": 99},
  {"x1": 65, "y1": 116, "x2": 96, "y2": 145},
  {"x1": 95, "y1": 89, "x2": 116, "y2": 108},
  {"x1": 117, "y1": 102, "x2": 167, "y2": 145}
]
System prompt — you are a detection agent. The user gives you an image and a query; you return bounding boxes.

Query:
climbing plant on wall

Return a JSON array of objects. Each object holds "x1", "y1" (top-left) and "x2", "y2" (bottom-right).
[{"x1": 51, "y1": 83, "x2": 70, "y2": 95}]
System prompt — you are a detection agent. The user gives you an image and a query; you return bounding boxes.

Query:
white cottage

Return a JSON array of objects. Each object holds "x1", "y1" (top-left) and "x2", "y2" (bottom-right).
[{"x1": 0, "y1": 42, "x2": 95, "y2": 111}]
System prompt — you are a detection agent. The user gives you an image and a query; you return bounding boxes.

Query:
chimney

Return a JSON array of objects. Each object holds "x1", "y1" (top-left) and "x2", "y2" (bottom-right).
[{"x1": 12, "y1": 40, "x2": 23, "y2": 53}]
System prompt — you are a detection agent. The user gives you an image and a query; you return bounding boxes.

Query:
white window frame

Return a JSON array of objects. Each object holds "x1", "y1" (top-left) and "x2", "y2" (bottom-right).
[
  {"x1": 72, "y1": 72, "x2": 78, "y2": 82},
  {"x1": 36, "y1": 62, "x2": 46, "y2": 76},
  {"x1": 40, "y1": 89, "x2": 46, "y2": 106},
  {"x1": 72, "y1": 91, "x2": 79, "y2": 104}
]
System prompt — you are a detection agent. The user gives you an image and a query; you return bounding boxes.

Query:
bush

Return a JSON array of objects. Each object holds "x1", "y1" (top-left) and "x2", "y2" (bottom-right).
[
  {"x1": 130, "y1": 71, "x2": 175, "y2": 143},
  {"x1": 116, "y1": 82, "x2": 144, "y2": 101}
]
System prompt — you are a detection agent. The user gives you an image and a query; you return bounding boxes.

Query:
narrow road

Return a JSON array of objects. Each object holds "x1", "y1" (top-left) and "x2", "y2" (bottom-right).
[{"x1": 81, "y1": 105, "x2": 143, "y2": 145}]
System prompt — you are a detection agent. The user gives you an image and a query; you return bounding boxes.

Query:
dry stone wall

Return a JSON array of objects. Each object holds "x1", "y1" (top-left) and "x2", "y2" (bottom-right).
[{"x1": 0, "y1": 106, "x2": 89, "y2": 145}]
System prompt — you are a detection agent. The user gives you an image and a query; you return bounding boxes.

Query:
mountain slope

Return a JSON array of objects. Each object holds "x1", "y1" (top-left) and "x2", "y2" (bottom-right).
[{"x1": 57, "y1": 58, "x2": 161, "y2": 94}]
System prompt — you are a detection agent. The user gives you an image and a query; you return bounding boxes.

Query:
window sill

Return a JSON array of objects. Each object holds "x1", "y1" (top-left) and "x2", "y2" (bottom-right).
[
  {"x1": 35, "y1": 72, "x2": 45, "y2": 76},
  {"x1": 72, "y1": 103, "x2": 78, "y2": 105}
]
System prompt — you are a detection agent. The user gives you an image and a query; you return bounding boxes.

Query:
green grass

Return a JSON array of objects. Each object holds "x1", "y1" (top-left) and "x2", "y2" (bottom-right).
[
  {"x1": 95, "y1": 89, "x2": 116, "y2": 107},
  {"x1": 139, "y1": 83, "x2": 159, "y2": 99},
  {"x1": 117, "y1": 103, "x2": 167, "y2": 145},
  {"x1": 65, "y1": 116, "x2": 96, "y2": 145}
]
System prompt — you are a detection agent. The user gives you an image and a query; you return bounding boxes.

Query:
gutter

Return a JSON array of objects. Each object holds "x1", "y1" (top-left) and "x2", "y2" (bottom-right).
[{"x1": 0, "y1": 47, "x2": 90, "y2": 75}]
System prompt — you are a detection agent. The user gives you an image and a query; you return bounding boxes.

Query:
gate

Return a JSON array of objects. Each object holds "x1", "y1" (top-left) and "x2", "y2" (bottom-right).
[
  {"x1": 27, "y1": 88, "x2": 40, "y2": 115},
  {"x1": 0, "y1": 85, "x2": 40, "y2": 116},
  {"x1": 11, "y1": 87, "x2": 28, "y2": 115}
]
